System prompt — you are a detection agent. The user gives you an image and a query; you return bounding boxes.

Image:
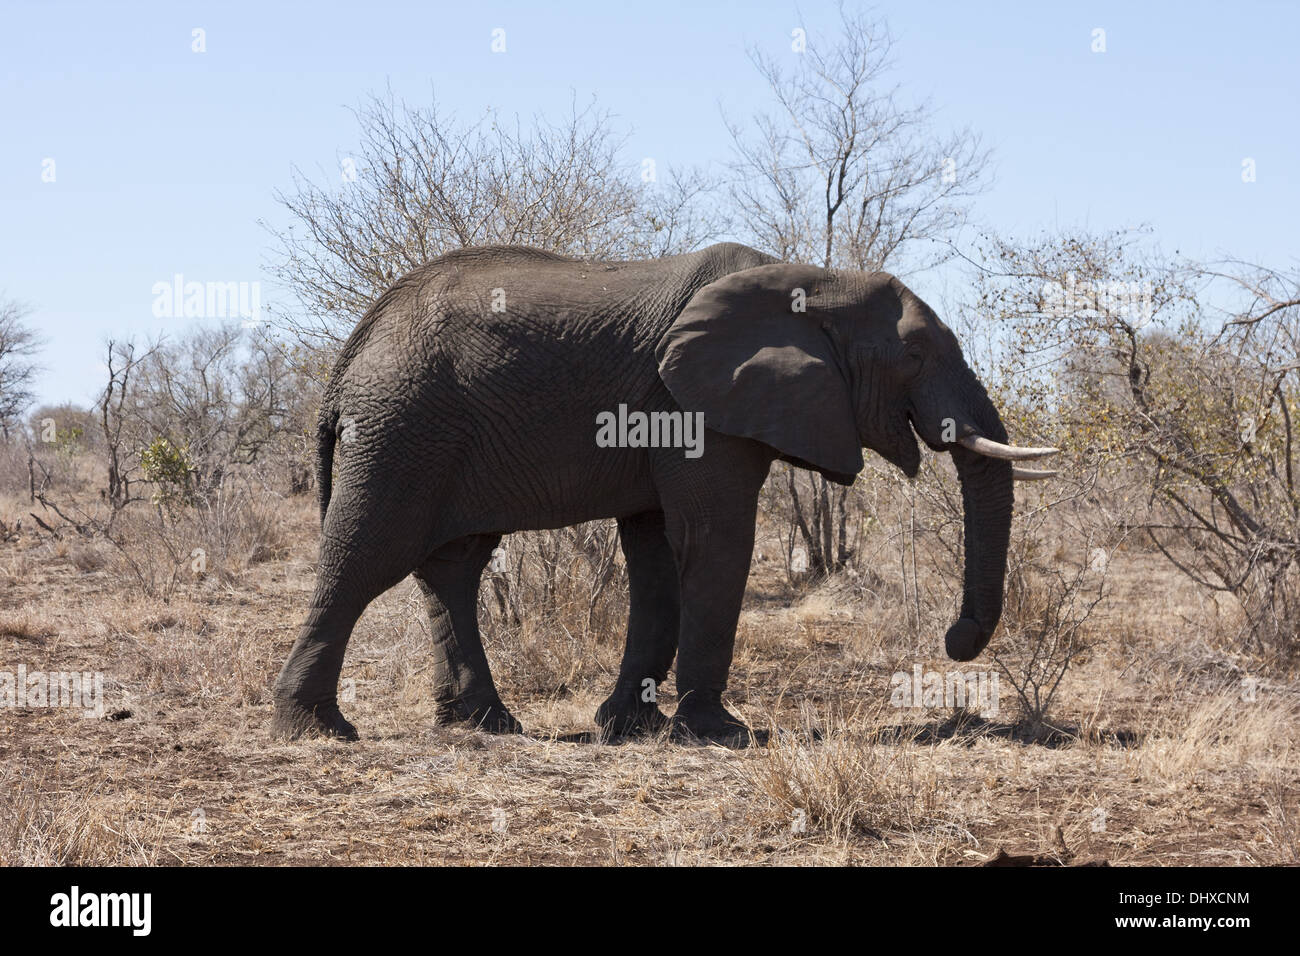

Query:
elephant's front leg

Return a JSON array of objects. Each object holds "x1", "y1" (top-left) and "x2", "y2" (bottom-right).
[
  {"x1": 595, "y1": 511, "x2": 679, "y2": 736},
  {"x1": 657, "y1": 440, "x2": 771, "y2": 744}
]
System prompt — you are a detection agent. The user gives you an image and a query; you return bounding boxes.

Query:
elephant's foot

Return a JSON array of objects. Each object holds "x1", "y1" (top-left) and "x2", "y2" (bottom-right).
[
  {"x1": 271, "y1": 696, "x2": 359, "y2": 742},
  {"x1": 434, "y1": 696, "x2": 524, "y2": 735},
  {"x1": 669, "y1": 697, "x2": 754, "y2": 747},
  {"x1": 595, "y1": 684, "x2": 669, "y2": 738}
]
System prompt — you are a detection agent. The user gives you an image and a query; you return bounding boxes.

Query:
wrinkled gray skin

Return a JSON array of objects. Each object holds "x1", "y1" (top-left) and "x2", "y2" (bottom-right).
[{"x1": 272, "y1": 242, "x2": 1013, "y2": 743}]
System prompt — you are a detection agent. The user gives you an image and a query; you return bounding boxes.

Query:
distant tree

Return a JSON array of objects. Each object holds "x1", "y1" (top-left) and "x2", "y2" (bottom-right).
[
  {"x1": 726, "y1": 4, "x2": 989, "y2": 275},
  {"x1": 0, "y1": 297, "x2": 43, "y2": 441},
  {"x1": 125, "y1": 324, "x2": 312, "y2": 495},
  {"x1": 28, "y1": 403, "x2": 98, "y2": 453},
  {"x1": 726, "y1": 4, "x2": 991, "y2": 577},
  {"x1": 264, "y1": 91, "x2": 727, "y2": 363},
  {"x1": 97, "y1": 339, "x2": 156, "y2": 518}
]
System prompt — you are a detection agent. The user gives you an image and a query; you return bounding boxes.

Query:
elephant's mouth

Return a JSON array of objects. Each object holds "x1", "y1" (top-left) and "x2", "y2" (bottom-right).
[
  {"x1": 882, "y1": 409, "x2": 921, "y2": 477},
  {"x1": 907, "y1": 407, "x2": 949, "y2": 454}
]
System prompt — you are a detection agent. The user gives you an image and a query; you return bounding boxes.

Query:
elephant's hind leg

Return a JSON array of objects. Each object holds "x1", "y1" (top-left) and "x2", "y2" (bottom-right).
[
  {"x1": 272, "y1": 489, "x2": 433, "y2": 741},
  {"x1": 414, "y1": 535, "x2": 522, "y2": 735},
  {"x1": 272, "y1": 580, "x2": 369, "y2": 741},
  {"x1": 595, "y1": 511, "x2": 678, "y2": 737}
]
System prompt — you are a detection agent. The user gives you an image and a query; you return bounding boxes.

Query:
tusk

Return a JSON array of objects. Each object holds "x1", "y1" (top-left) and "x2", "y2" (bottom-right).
[
  {"x1": 958, "y1": 434, "x2": 1059, "y2": 461},
  {"x1": 1012, "y1": 467, "x2": 1058, "y2": 481}
]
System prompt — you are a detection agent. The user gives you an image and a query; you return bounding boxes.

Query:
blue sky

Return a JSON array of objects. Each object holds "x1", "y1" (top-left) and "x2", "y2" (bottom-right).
[{"x1": 2, "y1": 0, "x2": 1296, "y2": 406}]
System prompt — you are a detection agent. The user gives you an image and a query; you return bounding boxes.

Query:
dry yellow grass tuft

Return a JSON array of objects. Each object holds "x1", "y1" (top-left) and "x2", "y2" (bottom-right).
[{"x1": 0, "y1": 611, "x2": 56, "y2": 641}]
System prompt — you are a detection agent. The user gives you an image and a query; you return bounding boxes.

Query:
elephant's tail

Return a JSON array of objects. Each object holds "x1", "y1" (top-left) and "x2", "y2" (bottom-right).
[{"x1": 316, "y1": 408, "x2": 338, "y2": 527}]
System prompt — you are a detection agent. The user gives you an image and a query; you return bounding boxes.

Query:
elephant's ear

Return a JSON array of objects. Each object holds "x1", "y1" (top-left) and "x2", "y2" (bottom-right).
[{"x1": 656, "y1": 264, "x2": 864, "y2": 484}]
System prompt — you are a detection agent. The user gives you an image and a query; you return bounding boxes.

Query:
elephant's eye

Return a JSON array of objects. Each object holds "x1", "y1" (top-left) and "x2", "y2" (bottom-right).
[{"x1": 902, "y1": 345, "x2": 924, "y2": 376}]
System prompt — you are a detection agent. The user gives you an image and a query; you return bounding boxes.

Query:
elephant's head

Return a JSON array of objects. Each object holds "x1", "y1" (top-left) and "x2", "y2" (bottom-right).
[{"x1": 656, "y1": 263, "x2": 1057, "y2": 662}]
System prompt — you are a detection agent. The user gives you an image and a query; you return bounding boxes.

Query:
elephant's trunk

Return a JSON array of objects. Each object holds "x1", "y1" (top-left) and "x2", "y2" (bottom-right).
[
  {"x1": 945, "y1": 444, "x2": 1013, "y2": 660},
  {"x1": 940, "y1": 370, "x2": 1015, "y2": 661}
]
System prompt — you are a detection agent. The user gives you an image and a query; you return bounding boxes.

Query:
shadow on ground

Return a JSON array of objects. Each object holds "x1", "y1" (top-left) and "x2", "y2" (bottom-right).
[{"x1": 879, "y1": 713, "x2": 1141, "y2": 749}]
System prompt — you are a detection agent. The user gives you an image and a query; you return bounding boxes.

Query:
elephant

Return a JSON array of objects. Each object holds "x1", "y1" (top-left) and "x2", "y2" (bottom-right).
[{"x1": 271, "y1": 242, "x2": 1057, "y2": 743}]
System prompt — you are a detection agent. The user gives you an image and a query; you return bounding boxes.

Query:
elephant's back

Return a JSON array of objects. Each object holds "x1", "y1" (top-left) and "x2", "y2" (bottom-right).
[
  {"x1": 329, "y1": 243, "x2": 780, "y2": 408},
  {"x1": 320, "y1": 242, "x2": 778, "y2": 532},
  {"x1": 335, "y1": 242, "x2": 774, "y2": 366}
]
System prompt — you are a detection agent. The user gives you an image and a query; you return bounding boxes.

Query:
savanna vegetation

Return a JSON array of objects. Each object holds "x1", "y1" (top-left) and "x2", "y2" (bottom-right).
[{"x1": 1, "y1": 8, "x2": 1295, "y2": 865}]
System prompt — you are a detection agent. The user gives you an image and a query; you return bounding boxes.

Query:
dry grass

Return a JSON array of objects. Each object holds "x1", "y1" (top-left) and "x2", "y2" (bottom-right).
[
  {"x1": 740, "y1": 711, "x2": 947, "y2": 847},
  {"x1": 0, "y1": 772, "x2": 172, "y2": 866},
  {"x1": 0, "y1": 610, "x2": 57, "y2": 641},
  {"x1": 0, "y1": 479, "x2": 1297, "y2": 866},
  {"x1": 1259, "y1": 773, "x2": 1300, "y2": 864}
]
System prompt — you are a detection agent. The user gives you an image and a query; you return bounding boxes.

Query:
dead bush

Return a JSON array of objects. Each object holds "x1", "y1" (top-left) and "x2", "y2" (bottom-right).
[
  {"x1": 100, "y1": 485, "x2": 288, "y2": 599},
  {"x1": 991, "y1": 523, "x2": 1108, "y2": 737},
  {"x1": 479, "y1": 523, "x2": 628, "y2": 697}
]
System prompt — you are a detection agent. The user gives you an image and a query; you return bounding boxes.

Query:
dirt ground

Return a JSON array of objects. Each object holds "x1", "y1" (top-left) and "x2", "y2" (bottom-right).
[{"x1": 1, "y1": 494, "x2": 1297, "y2": 866}]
